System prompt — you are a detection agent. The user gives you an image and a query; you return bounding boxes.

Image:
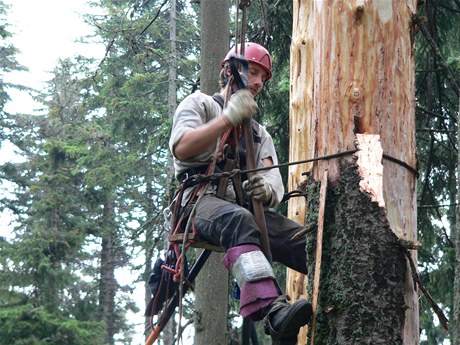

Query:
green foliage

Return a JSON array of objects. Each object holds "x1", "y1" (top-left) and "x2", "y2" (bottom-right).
[
  {"x1": 1, "y1": 0, "x2": 202, "y2": 343},
  {"x1": 0, "y1": 0, "x2": 28, "y2": 144},
  {"x1": 0, "y1": 305, "x2": 104, "y2": 345},
  {"x1": 414, "y1": 1, "x2": 460, "y2": 343}
]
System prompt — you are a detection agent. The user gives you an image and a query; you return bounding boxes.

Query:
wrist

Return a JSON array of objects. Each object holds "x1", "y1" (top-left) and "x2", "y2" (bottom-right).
[{"x1": 262, "y1": 185, "x2": 275, "y2": 207}]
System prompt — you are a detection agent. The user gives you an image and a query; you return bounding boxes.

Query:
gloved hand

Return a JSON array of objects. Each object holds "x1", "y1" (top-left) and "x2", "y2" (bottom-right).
[
  {"x1": 242, "y1": 174, "x2": 273, "y2": 204},
  {"x1": 223, "y1": 89, "x2": 258, "y2": 126}
]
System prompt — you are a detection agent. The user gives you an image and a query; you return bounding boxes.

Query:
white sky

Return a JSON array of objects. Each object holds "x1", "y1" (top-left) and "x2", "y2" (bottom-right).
[
  {"x1": 4, "y1": 0, "x2": 104, "y2": 114},
  {"x1": 6, "y1": 0, "x2": 101, "y2": 69}
]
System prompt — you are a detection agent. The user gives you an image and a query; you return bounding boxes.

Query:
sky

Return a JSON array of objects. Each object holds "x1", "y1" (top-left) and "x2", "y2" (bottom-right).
[
  {"x1": 2, "y1": 0, "x2": 104, "y2": 211},
  {"x1": 4, "y1": 0, "x2": 104, "y2": 114}
]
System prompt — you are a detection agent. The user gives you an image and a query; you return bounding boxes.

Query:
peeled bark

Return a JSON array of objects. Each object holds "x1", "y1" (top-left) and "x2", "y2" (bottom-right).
[{"x1": 288, "y1": 1, "x2": 419, "y2": 343}]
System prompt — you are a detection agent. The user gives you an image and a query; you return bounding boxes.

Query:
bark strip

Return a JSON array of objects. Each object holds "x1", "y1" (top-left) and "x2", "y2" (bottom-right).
[{"x1": 310, "y1": 170, "x2": 328, "y2": 345}]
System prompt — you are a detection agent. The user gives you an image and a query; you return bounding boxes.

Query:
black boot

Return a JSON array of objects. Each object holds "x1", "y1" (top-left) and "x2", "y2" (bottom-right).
[{"x1": 263, "y1": 295, "x2": 312, "y2": 345}]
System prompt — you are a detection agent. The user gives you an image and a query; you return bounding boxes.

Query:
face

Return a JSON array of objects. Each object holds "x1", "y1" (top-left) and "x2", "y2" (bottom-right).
[{"x1": 247, "y1": 62, "x2": 268, "y2": 97}]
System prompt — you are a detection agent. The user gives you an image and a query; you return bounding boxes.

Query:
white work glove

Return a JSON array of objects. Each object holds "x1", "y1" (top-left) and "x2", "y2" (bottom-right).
[
  {"x1": 222, "y1": 89, "x2": 258, "y2": 126},
  {"x1": 242, "y1": 174, "x2": 273, "y2": 205}
]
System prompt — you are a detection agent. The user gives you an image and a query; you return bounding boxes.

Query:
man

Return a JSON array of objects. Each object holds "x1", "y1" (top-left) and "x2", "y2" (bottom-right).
[{"x1": 169, "y1": 42, "x2": 311, "y2": 344}]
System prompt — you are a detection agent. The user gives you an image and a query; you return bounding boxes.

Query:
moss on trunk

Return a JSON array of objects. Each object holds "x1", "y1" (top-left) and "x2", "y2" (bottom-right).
[{"x1": 305, "y1": 163, "x2": 407, "y2": 344}]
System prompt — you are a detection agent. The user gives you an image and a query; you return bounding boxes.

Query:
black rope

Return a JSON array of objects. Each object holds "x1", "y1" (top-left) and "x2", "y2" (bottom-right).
[
  {"x1": 382, "y1": 153, "x2": 419, "y2": 178},
  {"x1": 182, "y1": 149, "x2": 419, "y2": 186}
]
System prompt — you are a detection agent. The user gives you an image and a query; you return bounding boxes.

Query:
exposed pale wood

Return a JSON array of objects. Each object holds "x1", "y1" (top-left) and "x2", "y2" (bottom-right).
[
  {"x1": 354, "y1": 134, "x2": 385, "y2": 208},
  {"x1": 286, "y1": 7, "x2": 314, "y2": 343},
  {"x1": 286, "y1": 46, "x2": 311, "y2": 340},
  {"x1": 289, "y1": 0, "x2": 419, "y2": 343},
  {"x1": 309, "y1": 170, "x2": 328, "y2": 345}
]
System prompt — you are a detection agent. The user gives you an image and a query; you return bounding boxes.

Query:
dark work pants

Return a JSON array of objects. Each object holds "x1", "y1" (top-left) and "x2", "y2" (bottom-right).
[{"x1": 193, "y1": 194, "x2": 307, "y2": 275}]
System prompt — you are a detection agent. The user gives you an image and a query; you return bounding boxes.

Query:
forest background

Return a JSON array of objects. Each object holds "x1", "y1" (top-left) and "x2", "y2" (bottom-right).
[{"x1": 0, "y1": 1, "x2": 459, "y2": 345}]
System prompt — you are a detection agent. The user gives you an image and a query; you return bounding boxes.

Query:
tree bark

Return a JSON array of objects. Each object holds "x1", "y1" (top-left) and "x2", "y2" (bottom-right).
[
  {"x1": 453, "y1": 97, "x2": 460, "y2": 345},
  {"x1": 163, "y1": 1, "x2": 178, "y2": 343},
  {"x1": 193, "y1": 1, "x2": 230, "y2": 345},
  {"x1": 288, "y1": 1, "x2": 419, "y2": 343},
  {"x1": 99, "y1": 199, "x2": 117, "y2": 345}
]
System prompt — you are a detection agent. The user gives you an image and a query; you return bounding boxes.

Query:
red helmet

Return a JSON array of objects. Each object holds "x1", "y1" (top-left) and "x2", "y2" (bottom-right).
[{"x1": 222, "y1": 42, "x2": 272, "y2": 81}]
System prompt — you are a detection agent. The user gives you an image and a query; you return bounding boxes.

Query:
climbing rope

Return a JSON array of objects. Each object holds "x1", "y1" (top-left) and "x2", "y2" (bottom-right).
[{"x1": 181, "y1": 149, "x2": 419, "y2": 189}]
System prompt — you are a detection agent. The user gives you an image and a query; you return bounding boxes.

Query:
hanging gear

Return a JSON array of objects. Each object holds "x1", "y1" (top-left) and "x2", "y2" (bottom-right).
[{"x1": 145, "y1": 248, "x2": 189, "y2": 317}]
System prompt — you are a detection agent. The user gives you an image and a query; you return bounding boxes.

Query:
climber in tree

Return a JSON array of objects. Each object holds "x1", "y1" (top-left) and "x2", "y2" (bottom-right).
[{"x1": 169, "y1": 42, "x2": 311, "y2": 344}]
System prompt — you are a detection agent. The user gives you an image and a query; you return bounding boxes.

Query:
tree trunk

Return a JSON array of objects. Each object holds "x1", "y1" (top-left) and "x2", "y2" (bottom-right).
[
  {"x1": 99, "y1": 199, "x2": 117, "y2": 345},
  {"x1": 288, "y1": 1, "x2": 419, "y2": 344},
  {"x1": 162, "y1": 1, "x2": 178, "y2": 344},
  {"x1": 143, "y1": 176, "x2": 154, "y2": 341},
  {"x1": 193, "y1": 2, "x2": 230, "y2": 345},
  {"x1": 454, "y1": 98, "x2": 460, "y2": 345}
]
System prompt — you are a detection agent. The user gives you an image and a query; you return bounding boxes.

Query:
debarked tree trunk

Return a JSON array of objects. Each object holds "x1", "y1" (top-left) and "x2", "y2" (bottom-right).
[{"x1": 287, "y1": 1, "x2": 419, "y2": 344}]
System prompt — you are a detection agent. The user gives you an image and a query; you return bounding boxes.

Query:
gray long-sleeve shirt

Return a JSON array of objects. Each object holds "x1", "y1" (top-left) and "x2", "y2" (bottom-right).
[{"x1": 169, "y1": 91, "x2": 284, "y2": 207}]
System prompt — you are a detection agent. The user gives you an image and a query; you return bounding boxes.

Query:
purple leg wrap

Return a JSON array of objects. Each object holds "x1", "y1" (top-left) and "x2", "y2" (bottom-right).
[
  {"x1": 223, "y1": 244, "x2": 278, "y2": 321},
  {"x1": 222, "y1": 244, "x2": 260, "y2": 267}
]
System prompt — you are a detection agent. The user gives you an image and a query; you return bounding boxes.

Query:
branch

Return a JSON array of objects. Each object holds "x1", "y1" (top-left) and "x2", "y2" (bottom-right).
[
  {"x1": 417, "y1": 22, "x2": 460, "y2": 97},
  {"x1": 418, "y1": 203, "x2": 458, "y2": 209},
  {"x1": 404, "y1": 250, "x2": 449, "y2": 331},
  {"x1": 140, "y1": 0, "x2": 169, "y2": 36},
  {"x1": 416, "y1": 105, "x2": 449, "y2": 119},
  {"x1": 416, "y1": 128, "x2": 457, "y2": 133}
]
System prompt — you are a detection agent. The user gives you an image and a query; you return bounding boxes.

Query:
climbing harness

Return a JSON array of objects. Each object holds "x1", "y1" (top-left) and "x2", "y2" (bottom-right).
[{"x1": 145, "y1": 78, "x2": 251, "y2": 345}]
